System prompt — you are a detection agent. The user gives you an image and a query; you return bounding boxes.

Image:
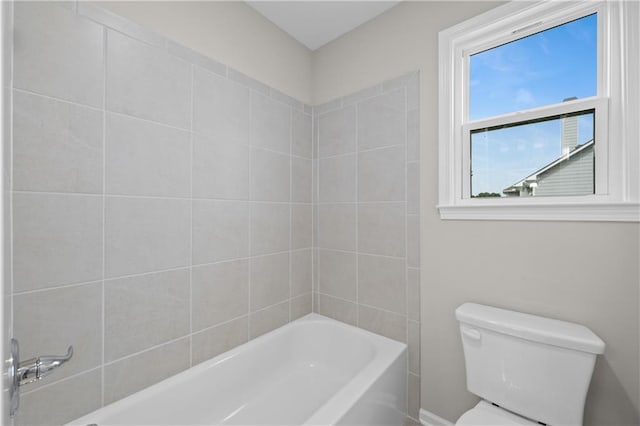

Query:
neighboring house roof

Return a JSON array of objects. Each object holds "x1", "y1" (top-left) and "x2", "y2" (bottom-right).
[{"x1": 503, "y1": 139, "x2": 595, "y2": 195}]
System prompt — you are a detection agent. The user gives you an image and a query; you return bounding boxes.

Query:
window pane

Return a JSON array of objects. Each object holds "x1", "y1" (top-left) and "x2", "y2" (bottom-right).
[
  {"x1": 470, "y1": 110, "x2": 594, "y2": 198},
  {"x1": 469, "y1": 14, "x2": 597, "y2": 120}
]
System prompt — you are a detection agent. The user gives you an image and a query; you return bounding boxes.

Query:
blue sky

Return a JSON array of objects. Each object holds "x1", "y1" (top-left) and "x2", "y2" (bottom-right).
[{"x1": 469, "y1": 13, "x2": 597, "y2": 196}]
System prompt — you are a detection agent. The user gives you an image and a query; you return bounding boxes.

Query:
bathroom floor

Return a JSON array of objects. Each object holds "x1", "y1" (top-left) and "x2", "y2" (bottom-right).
[{"x1": 404, "y1": 417, "x2": 422, "y2": 426}]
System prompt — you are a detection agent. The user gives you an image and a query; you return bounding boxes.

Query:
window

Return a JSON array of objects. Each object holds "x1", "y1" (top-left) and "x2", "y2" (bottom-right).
[{"x1": 438, "y1": 1, "x2": 639, "y2": 221}]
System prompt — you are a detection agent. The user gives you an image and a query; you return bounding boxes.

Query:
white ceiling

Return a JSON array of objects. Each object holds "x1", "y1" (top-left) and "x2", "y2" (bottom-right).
[{"x1": 246, "y1": 1, "x2": 401, "y2": 51}]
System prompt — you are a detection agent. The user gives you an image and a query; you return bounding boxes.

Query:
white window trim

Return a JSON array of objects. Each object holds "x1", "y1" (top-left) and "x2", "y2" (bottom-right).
[{"x1": 438, "y1": 0, "x2": 640, "y2": 222}]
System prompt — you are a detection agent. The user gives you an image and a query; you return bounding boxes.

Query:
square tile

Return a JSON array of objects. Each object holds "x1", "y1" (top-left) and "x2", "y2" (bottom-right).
[
  {"x1": 192, "y1": 317, "x2": 248, "y2": 365},
  {"x1": 318, "y1": 105, "x2": 356, "y2": 158},
  {"x1": 319, "y1": 154, "x2": 356, "y2": 202},
  {"x1": 358, "y1": 146, "x2": 405, "y2": 202},
  {"x1": 14, "y1": 2, "x2": 103, "y2": 107},
  {"x1": 250, "y1": 147, "x2": 290, "y2": 202},
  {"x1": 193, "y1": 68, "x2": 249, "y2": 143},
  {"x1": 249, "y1": 301, "x2": 289, "y2": 339},
  {"x1": 292, "y1": 157, "x2": 312, "y2": 203},
  {"x1": 192, "y1": 260, "x2": 249, "y2": 331},
  {"x1": 358, "y1": 254, "x2": 406, "y2": 314},
  {"x1": 291, "y1": 204, "x2": 312, "y2": 250},
  {"x1": 358, "y1": 203, "x2": 405, "y2": 257},
  {"x1": 13, "y1": 91, "x2": 103, "y2": 193},
  {"x1": 291, "y1": 249, "x2": 312, "y2": 297},
  {"x1": 319, "y1": 249, "x2": 356, "y2": 301},
  {"x1": 358, "y1": 89, "x2": 405, "y2": 151},
  {"x1": 106, "y1": 113, "x2": 190, "y2": 197},
  {"x1": 251, "y1": 92, "x2": 290, "y2": 154},
  {"x1": 13, "y1": 193, "x2": 102, "y2": 292},
  {"x1": 318, "y1": 204, "x2": 356, "y2": 251},
  {"x1": 105, "y1": 197, "x2": 190, "y2": 277},
  {"x1": 105, "y1": 269, "x2": 190, "y2": 361},
  {"x1": 106, "y1": 30, "x2": 190, "y2": 128},
  {"x1": 104, "y1": 338, "x2": 190, "y2": 405},
  {"x1": 192, "y1": 200, "x2": 249, "y2": 264},
  {"x1": 250, "y1": 203, "x2": 290, "y2": 256},
  {"x1": 14, "y1": 283, "x2": 102, "y2": 390},
  {"x1": 192, "y1": 134, "x2": 249, "y2": 200},
  {"x1": 250, "y1": 253, "x2": 289, "y2": 311}
]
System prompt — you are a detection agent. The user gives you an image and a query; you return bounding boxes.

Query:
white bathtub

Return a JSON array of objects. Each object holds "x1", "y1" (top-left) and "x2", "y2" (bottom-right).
[{"x1": 68, "y1": 313, "x2": 407, "y2": 426}]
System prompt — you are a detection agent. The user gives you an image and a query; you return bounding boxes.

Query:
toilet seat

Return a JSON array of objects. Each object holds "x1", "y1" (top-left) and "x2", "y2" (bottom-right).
[{"x1": 456, "y1": 401, "x2": 537, "y2": 425}]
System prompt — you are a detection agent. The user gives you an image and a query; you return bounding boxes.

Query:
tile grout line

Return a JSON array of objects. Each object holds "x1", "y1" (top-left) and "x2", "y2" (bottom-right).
[
  {"x1": 100, "y1": 23, "x2": 108, "y2": 408},
  {"x1": 247, "y1": 90, "x2": 253, "y2": 340},
  {"x1": 188, "y1": 64, "x2": 195, "y2": 368},
  {"x1": 403, "y1": 85, "x2": 411, "y2": 417},
  {"x1": 8, "y1": 4, "x2": 15, "y2": 425},
  {"x1": 288, "y1": 107, "x2": 293, "y2": 321},
  {"x1": 355, "y1": 97, "x2": 360, "y2": 327}
]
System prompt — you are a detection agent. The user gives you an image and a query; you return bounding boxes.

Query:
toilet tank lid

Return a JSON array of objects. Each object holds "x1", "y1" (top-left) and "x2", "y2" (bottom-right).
[{"x1": 455, "y1": 303, "x2": 605, "y2": 354}]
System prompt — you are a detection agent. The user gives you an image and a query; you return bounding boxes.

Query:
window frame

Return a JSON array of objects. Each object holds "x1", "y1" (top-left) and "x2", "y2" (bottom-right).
[{"x1": 438, "y1": 0, "x2": 640, "y2": 221}]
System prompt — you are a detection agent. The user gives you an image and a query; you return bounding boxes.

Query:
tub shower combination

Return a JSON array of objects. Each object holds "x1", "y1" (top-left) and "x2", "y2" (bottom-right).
[{"x1": 68, "y1": 315, "x2": 407, "y2": 426}]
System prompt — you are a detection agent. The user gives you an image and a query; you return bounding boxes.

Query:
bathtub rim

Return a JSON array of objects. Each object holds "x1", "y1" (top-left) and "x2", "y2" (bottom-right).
[{"x1": 66, "y1": 312, "x2": 407, "y2": 426}]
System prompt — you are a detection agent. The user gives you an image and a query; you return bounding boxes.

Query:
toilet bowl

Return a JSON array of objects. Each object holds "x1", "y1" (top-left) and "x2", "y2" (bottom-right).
[{"x1": 455, "y1": 303, "x2": 605, "y2": 425}]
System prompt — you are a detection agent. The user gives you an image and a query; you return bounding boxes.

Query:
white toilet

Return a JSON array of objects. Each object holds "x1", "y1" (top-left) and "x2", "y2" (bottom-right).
[{"x1": 455, "y1": 303, "x2": 605, "y2": 425}]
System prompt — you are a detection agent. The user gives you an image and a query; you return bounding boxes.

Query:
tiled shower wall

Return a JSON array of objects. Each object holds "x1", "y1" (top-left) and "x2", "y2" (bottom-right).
[
  {"x1": 312, "y1": 75, "x2": 421, "y2": 420},
  {"x1": 10, "y1": 3, "x2": 312, "y2": 425}
]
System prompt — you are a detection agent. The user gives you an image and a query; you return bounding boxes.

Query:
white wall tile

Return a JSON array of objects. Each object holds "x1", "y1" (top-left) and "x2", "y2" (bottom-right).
[
  {"x1": 14, "y1": 2, "x2": 104, "y2": 107},
  {"x1": 319, "y1": 249, "x2": 357, "y2": 301},
  {"x1": 358, "y1": 254, "x2": 406, "y2": 315},
  {"x1": 193, "y1": 68, "x2": 249, "y2": 143},
  {"x1": 16, "y1": 369, "x2": 102, "y2": 426},
  {"x1": 250, "y1": 147, "x2": 290, "y2": 202},
  {"x1": 105, "y1": 113, "x2": 190, "y2": 197},
  {"x1": 291, "y1": 293, "x2": 312, "y2": 320},
  {"x1": 14, "y1": 283, "x2": 102, "y2": 390},
  {"x1": 291, "y1": 249, "x2": 312, "y2": 297},
  {"x1": 358, "y1": 146, "x2": 405, "y2": 202},
  {"x1": 191, "y1": 317, "x2": 248, "y2": 365},
  {"x1": 250, "y1": 202, "x2": 290, "y2": 256},
  {"x1": 318, "y1": 294, "x2": 357, "y2": 326},
  {"x1": 358, "y1": 89, "x2": 405, "y2": 151},
  {"x1": 104, "y1": 269, "x2": 190, "y2": 361},
  {"x1": 250, "y1": 253, "x2": 290, "y2": 311},
  {"x1": 357, "y1": 305, "x2": 407, "y2": 343},
  {"x1": 358, "y1": 202, "x2": 405, "y2": 257},
  {"x1": 192, "y1": 134, "x2": 249, "y2": 200},
  {"x1": 292, "y1": 110, "x2": 312, "y2": 158},
  {"x1": 192, "y1": 200, "x2": 249, "y2": 264},
  {"x1": 249, "y1": 301, "x2": 289, "y2": 339},
  {"x1": 104, "y1": 338, "x2": 190, "y2": 405},
  {"x1": 292, "y1": 157, "x2": 312, "y2": 203},
  {"x1": 250, "y1": 93, "x2": 291, "y2": 154},
  {"x1": 13, "y1": 193, "x2": 102, "y2": 292},
  {"x1": 106, "y1": 30, "x2": 191, "y2": 128},
  {"x1": 291, "y1": 204, "x2": 312, "y2": 250},
  {"x1": 318, "y1": 204, "x2": 356, "y2": 251},
  {"x1": 105, "y1": 197, "x2": 190, "y2": 277},
  {"x1": 319, "y1": 154, "x2": 356, "y2": 202},
  {"x1": 318, "y1": 105, "x2": 356, "y2": 157},
  {"x1": 13, "y1": 91, "x2": 103, "y2": 193},
  {"x1": 192, "y1": 260, "x2": 249, "y2": 331}
]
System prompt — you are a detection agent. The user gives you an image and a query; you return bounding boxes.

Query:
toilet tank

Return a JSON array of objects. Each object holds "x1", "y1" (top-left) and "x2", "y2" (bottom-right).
[{"x1": 456, "y1": 303, "x2": 605, "y2": 426}]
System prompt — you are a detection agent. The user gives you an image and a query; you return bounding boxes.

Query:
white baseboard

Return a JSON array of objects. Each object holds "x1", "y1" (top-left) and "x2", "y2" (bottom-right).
[{"x1": 419, "y1": 408, "x2": 455, "y2": 426}]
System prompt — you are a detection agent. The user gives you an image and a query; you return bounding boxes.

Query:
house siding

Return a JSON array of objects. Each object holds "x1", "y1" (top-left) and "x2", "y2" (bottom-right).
[{"x1": 535, "y1": 146, "x2": 594, "y2": 196}]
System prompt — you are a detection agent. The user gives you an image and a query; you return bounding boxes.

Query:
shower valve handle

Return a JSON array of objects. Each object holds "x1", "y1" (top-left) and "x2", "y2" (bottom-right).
[{"x1": 17, "y1": 345, "x2": 74, "y2": 386}]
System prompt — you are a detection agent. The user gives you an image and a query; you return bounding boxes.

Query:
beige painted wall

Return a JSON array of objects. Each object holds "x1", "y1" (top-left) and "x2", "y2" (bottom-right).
[
  {"x1": 313, "y1": 2, "x2": 640, "y2": 425},
  {"x1": 98, "y1": 1, "x2": 313, "y2": 104}
]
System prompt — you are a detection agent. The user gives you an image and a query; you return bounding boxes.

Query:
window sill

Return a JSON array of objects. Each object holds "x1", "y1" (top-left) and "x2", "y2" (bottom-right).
[{"x1": 437, "y1": 202, "x2": 640, "y2": 222}]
